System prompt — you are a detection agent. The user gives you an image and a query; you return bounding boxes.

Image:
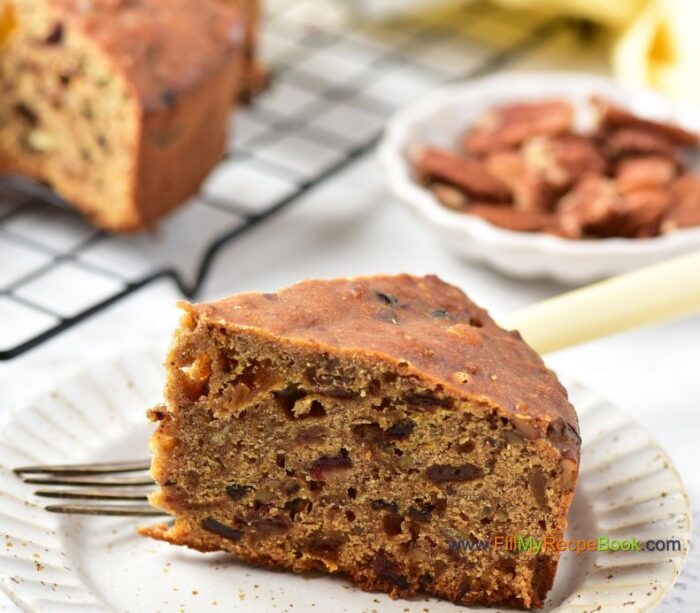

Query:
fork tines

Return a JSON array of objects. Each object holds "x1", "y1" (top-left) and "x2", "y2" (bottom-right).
[
  {"x1": 22, "y1": 473, "x2": 155, "y2": 487},
  {"x1": 44, "y1": 503, "x2": 165, "y2": 517},
  {"x1": 14, "y1": 459, "x2": 151, "y2": 476},
  {"x1": 14, "y1": 459, "x2": 167, "y2": 517}
]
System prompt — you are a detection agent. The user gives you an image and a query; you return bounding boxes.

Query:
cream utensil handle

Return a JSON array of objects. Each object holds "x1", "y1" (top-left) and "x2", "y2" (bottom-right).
[{"x1": 499, "y1": 250, "x2": 700, "y2": 354}]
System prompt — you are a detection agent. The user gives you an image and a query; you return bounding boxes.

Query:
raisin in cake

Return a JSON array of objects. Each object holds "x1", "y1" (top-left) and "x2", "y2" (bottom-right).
[
  {"x1": 0, "y1": 0, "x2": 243, "y2": 231},
  {"x1": 143, "y1": 275, "x2": 580, "y2": 609}
]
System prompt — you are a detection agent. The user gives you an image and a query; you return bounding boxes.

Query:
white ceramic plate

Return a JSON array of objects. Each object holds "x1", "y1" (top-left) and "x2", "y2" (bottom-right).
[
  {"x1": 0, "y1": 349, "x2": 691, "y2": 612},
  {"x1": 378, "y1": 72, "x2": 700, "y2": 284}
]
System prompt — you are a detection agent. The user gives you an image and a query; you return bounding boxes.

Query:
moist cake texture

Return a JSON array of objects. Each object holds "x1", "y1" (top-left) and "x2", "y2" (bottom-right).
[
  {"x1": 0, "y1": 0, "x2": 243, "y2": 231},
  {"x1": 143, "y1": 275, "x2": 580, "y2": 608}
]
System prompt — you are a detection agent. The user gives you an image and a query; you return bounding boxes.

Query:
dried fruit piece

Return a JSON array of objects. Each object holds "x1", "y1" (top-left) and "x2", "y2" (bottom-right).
[
  {"x1": 402, "y1": 391, "x2": 453, "y2": 409},
  {"x1": 249, "y1": 514, "x2": 293, "y2": 536},
  {"x1": 408, "y1": 502, "x2": 435, "y2": 522},
  {"x1": 591, "y1": 96, "x2": 699, "y2": 147},
  {"x1": 43, "y1": 22, "x2": 64, "y2": 45},
  {"x1": 464, "y1": 100, "x2": 573, "y2": 155},
  {"x1": 546, "y1": 419, "x2": 582, "y2": 457},
  {"x1": 413, "y1": 147, "x2": 510, "y2": 202},
  {"x1": 284, "y1": 497, "x2": 310, "y2": 520},
  {"x1": 310, "y1": 448, "x2": 352, "y2": 479},
  {"x1": 385, "y1": 418, "x2": 416, "y2": 439},
  {"x1": 306, "y1": 531, "x2": 346, "y2": 563},
  {"x1": 372, "y1": 551, "x2": 410, "y2": 590},
  {"x1": 615, "y1": 156, "x2": 677, "y2": 195},
  {"x1": 374, "y1": 290, "x2": 398, "y2": 306},
  {"x1": 528, "y1": 468, "x2": 548, "y2": 509},
  {"x1": 382, "y1": 513, "x2": 404, "y2": 536},
  {"x1": 201, "y1": 518, "x2": 242, "y2": 541},
  {"x1": 426, "y1": 463, "x2": 484, "y2": 482},
  {"x1": 370, "y1": 499, "x2": 399, "y2": 513},
  {"x1": 225, "y1": 483, "x2": 254, "y2": 500}
]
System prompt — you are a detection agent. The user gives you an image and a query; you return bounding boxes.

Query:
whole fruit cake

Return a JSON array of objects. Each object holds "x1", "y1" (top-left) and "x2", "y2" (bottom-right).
[
  {"x1": 0, "y1": 0, "x2": 245, "y2": 231},
  {"x1": 143, "y1": 274, "x2": 580, "y2": 608}
]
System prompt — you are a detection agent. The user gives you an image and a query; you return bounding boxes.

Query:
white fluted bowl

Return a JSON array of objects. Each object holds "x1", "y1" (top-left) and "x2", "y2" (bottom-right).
[{"x1": 378, "y1": 72, "x2": 700, "y2": 284}]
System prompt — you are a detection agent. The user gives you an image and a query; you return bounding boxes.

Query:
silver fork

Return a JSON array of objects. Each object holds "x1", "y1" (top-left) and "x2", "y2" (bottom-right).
[{"x1": 13, "y1": 459, "x2": 167, "y2": 517}]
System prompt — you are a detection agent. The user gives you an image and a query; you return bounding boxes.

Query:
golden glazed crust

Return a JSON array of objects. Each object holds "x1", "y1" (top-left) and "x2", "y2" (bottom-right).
[{"x1": 192, "y1": 274, "x2": 579, "y2": 448}]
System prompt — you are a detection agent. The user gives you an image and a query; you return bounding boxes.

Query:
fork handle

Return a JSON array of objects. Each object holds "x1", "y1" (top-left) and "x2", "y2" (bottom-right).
[{"x1": 499, "y1": 249, "x2": 700, "y2": 354}]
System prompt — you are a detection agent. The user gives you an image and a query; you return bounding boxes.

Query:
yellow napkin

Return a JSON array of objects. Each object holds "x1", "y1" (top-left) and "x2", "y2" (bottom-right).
[
  {"x1": 613, "y1": 0, "x2": 700, "y2": 104},
  {"x1": 495, "y1": 0, "x2": 700, "y2": 104},
  {"x1": 360, "y1": 0, "x2": 700, "y2": 103},
  {"x1": 0, "y1": 5, "x2": 17, "y2": 46}
]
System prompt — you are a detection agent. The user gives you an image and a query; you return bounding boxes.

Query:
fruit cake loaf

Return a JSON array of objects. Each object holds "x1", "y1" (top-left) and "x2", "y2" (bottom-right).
[
  {"x1": 143, "y1": 275, "x2": 580, "y2": 609},
  {"x1": 0, "y1": 0, "x2": 243, "y2": 231}
]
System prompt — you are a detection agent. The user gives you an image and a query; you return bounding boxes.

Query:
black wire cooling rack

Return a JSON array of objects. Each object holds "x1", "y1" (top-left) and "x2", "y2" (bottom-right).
[{"x1": 0, "y1": 1, "x2": 574, "y2": 360}]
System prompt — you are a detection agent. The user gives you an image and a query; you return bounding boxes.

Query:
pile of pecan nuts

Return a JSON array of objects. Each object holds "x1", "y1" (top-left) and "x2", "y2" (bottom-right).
[{"x1": 412, "y1": 97, "x2": 700, "y2": 239}]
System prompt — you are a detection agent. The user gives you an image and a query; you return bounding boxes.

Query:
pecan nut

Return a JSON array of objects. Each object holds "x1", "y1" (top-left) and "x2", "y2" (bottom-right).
[
  {"x1": 607, "y1": 189, "x2": 673, "y2": 238},
  {"x1": 591, "y1": 96, "x2": 699, "y2": 148},
  {"x1": 484, "y1": 150, "x2": 556, "y2": 212},
  {"x1": 413, "y1": 147, "x2": 510, "y2": 202},
  {"x1": 602, "y1": 127, "x2": 677, "y2": 160},
  {"x1": 661, "y1": 174, "x2": 700, "y2": 232},
  {"x1": 557, "y1": 174, "x2": 619, "y2": 238},
  {"x1": 615, "y1": 156, "x2": 677, "y2": 195},
  {"x1": 463, "y1": 100, "x2": 574, "y2": 155},
  {"x1": 523, "y1": 133, "x2": 607, "y2": 189}
]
